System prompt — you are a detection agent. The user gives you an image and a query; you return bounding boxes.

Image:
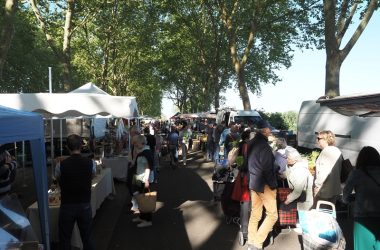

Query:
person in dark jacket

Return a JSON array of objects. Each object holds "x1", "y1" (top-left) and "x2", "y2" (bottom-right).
[
  {"x1": 55, "y1": 134, "x2": 96, "y2": 250},
  {"x1": 247, "y1": 120, "x2": 278, "y2": 250}
]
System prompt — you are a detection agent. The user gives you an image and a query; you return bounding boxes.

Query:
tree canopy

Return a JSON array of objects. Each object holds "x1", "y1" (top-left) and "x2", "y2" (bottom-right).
[{"x1": 0, "y1": 0, "x2": 378, "y2": 116}]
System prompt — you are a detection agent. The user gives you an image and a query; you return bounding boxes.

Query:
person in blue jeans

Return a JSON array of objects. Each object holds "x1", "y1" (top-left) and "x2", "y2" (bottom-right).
[{"x1": 55, "y1": 134, "x2": 96, "y2": 250}]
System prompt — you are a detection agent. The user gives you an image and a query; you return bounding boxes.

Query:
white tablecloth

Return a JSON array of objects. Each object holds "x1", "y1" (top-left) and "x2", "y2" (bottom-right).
[
  {"x1": 102, "y1": 156, "x2": 128, "y2": 181},
  {"x1": 26, "y1": 168, "x2": 115, "y2": 249}
]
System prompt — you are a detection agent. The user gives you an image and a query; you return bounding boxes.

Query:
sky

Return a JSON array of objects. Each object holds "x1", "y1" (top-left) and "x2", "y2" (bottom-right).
[{"x1": 162, "y1": 13, "x2": 380, "y2": 117}]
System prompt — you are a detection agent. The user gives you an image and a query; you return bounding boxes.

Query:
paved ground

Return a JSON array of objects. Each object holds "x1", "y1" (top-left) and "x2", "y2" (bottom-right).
[{"x1": 13, "y1": 150, "x2": 353, "y2": 250}]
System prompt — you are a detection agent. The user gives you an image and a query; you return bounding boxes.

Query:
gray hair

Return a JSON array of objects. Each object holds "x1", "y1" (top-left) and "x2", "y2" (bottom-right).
[
  {"x1": 285, "y1": 147, "x2": 302, "y2": 162},
  {"x1": 276, "y1": 137, "x2": 287, "y2": 149}
]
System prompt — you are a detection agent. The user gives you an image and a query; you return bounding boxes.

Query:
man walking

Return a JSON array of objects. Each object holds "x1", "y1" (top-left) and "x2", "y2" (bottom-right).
[
  {"x1": 55, "y1": 134, "x2": 96, "y2": 250},
  {"x1": 247, "y1": 120, "x2": 278, "y2": 250},
  {"x1": 167, "y1": 125, "x2": 179, "y2": 168}
]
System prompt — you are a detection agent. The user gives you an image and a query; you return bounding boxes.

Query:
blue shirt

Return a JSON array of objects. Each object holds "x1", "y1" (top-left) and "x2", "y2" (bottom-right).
[{"x1": 167, "y1": 131, "x2": 179, "y2": 145}]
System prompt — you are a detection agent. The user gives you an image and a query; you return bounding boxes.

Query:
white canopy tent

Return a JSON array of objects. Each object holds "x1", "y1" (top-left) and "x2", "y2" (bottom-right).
[
  {"x1": 0, "y1": 84, "x2": 139, "y2": 175},
  {"x1": 0, "y1": 92, "x2": 138, "y2": 118},
  {"x1": 69, "y1": 82, "x2": 109, "y2": 95}
]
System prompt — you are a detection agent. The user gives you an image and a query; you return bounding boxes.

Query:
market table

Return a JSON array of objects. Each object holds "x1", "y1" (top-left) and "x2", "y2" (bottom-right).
[
  {"x1": 101, "y1": 156, "x2": 128, "y2": 181},
  {"x1": 26, "y1": 168, "x2": 115, "y2": 249}
]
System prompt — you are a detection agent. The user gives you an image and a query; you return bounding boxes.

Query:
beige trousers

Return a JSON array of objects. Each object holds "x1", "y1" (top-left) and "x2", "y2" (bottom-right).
[{"x1": 248, "y1": 185, "x2": 278, "y2": 248}]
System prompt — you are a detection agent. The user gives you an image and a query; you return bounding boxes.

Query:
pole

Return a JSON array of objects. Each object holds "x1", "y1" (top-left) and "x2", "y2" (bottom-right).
[
  {"x1": 49, "y1": 67, "x2": 52, "y2": 94},
  {"x1": 49, "y1": 67, "x2": 54, "y2": 177},
  {"x1": 22, "y1": 141, "x2": 27, "y2": 187},
  {"x1": 60, "y1": 119, "x2": 63, "y2": 156}
]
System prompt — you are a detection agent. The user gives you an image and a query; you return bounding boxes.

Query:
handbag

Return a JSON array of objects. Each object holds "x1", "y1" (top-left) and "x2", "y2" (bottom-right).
[
  {"x1": 231, "y1": 172, "x2": 250, "y2": 202},
  {"x1": 135, "y1": 189, "x2": 157, "y2": 213},
  {"x1": 340, "y1": 157, "x2": 353, "y2": 183}
]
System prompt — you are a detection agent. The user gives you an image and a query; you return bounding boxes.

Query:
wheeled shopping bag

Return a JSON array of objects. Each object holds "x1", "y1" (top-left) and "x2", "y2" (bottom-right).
[
  {"x1": 277, "y1": 183, "x2": 297, "y2": 227},
  {"x1": 220, "y1": 181, "x2": 240, "y2": 224},
  {"x1": 212, "y1": 159, "x2": 230, "y2": 201},
  {"x1": 298, "y1": 201, "x2": 346, "y2": 250}
]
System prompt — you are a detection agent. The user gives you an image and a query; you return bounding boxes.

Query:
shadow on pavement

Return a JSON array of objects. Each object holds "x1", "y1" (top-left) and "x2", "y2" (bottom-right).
[{"x1": 105, "y1": 151, "x2": 243, "y2": 250}]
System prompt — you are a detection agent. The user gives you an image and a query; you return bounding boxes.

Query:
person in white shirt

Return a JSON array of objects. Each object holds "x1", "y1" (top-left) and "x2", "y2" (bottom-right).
[{"x1": 314, "y1": 130, "x2": 343, "y2": 206}]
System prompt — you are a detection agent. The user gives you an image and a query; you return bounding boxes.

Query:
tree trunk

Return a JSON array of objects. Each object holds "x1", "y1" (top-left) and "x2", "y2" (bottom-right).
[
  {"x1": 62, "y1": 0, "x2": 75, "y2": 91},
  {"x1": 323, "y1": 0, "x2": 377, "y2": 98},
  {"x1": 0, "y1": 0, "x2": 18, "y2": 80},
  {"x1": 325, "y1": 52, "x2": 341, "y2": 97},
  {"x1": 236, "y1": 64, "x2": 251, "y2": 110},
  {"x1": 213, "y1": 75, "x2": 220, "y2": 110}
]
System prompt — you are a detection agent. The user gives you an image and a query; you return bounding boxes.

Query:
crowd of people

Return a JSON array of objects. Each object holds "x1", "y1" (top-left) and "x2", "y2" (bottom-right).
[
  {"x1": 124, "y1": 118, "x2": 380, "y2": 250},
  {"x1": 1, "y1": 116, "x2": 380, "y2": 250},
  {"x1": 158, "y1": 118, "x2": 379, "y2": 250}
]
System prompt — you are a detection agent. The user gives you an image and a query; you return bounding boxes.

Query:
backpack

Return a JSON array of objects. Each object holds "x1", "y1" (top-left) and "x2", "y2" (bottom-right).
[{"x1": 340, "y1": 157, "x2": 353, "y2": 183}]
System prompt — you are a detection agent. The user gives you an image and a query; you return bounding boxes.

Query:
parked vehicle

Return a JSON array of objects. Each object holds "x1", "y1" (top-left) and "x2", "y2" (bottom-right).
[
  {"x1": 216, "y1": 108, "x2": 262, "y2": 127},
  {"x1": 297, "y1": 100, "x2": 380, "y2": 163}
]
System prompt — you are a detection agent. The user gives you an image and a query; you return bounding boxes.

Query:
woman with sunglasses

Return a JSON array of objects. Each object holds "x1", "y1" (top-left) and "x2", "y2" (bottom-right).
[{"x1": 313, "y1": 130, "x2": 343, "y2": 206}]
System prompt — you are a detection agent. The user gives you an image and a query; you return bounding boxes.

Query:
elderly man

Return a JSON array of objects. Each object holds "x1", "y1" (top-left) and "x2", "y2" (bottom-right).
[{"x1": 247, "y1": 120, "x2": 278, "y2": 250}]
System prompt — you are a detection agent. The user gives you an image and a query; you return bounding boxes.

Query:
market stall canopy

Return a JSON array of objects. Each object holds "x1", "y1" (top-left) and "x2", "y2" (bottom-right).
[
  {"x1": 69, "y1": 82, "x2": 108, "y2": 95},
  {"x1": 0, "y1": 105, "x2": 50, "y2": 249},
  {"x1": 169, "y1": 112, "x2": 181, "y2": 120},
  {"x1": 199, "y1": 111, "x2": 216, "y2": 119},
  {"x1": 0, "y1": 93, "x2": 139, "y2": 118},
  {"x1": 317, "y1": 92, "x2": 380, "y2": 117},
  {"x1": 179, "y1": 113, "x2": 199, "y2": 119}
]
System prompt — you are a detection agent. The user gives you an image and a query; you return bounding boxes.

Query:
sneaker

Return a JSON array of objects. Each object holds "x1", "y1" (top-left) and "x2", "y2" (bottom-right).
[
  {"x1": 137, "y1": 220, "x2": 152, "y2": 228},
  {"x1": 132, "y1": 217, "x2": 144, "y2": 223}
]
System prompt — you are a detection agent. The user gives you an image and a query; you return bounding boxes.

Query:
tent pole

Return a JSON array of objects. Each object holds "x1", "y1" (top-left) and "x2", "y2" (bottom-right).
[
  {"x1": 60, "y1": 119, "x2": 63, "y2": 156},
  {"x1": 50, "y1": 120, "x2": 54, "y2": 177},
  {"x1": 127, "y1": 119, "x2": 130, "y2": 152},
  {"x1": 22, "y1": 141, "x2": 27, "y2": 187},
  {"x1": 49, "y1": 67, "x2": 54, "y2": 178}
]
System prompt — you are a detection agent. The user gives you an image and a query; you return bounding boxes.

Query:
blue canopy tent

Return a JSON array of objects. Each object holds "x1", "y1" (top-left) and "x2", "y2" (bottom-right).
[{"x1": 0, "y1": 105, "x2": 50, "y2": 249}]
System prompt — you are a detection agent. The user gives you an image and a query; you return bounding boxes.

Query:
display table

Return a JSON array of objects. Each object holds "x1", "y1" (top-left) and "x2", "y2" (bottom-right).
[
  {"x1": 102, "y1": 156, "x2": 128, "y2": 181},
  {"x1": 26, "y1": 168, "x2": 115, "y2": 249},
  {"x1": 192, "y1": 140, "x2": 200, "y2": 151}
]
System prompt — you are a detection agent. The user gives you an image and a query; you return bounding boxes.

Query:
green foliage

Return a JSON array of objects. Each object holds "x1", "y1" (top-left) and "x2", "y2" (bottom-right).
[
  {"x1": 0, "y1": 6, "x2": 62, "y2": 93},
  {"x1": 235, "y1": 155, "x2": 244, "y2": 167},
  {"x1": 258, "y1": 110, "x2": 298, "y2": 131},
  {"x1": 301, "y1": 150, "x2": 320, "y2": 170},
  {"x1": 0, "y1": 0, "x2": 328, "y2": 118}
]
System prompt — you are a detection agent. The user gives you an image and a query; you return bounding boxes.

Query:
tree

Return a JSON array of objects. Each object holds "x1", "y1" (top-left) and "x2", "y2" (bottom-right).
[
  {"x1": 323, "y1": 0, "x2": 378, "y2": 97},
  {"x1": 156, "y1": 0, "x2": 231, "y2": 113},
  {"x1": 1, "y1": 3, "x2": 59, "y2": 93},
  {"x1": 215, "y1": 0, "x2": 318, "y2": 110},
  {"x1": 0, "y1": 0, "x2": 18, "y2": 80},
  {"x1": 29, "y1": 0, "x2": 76, "y2": 91}
]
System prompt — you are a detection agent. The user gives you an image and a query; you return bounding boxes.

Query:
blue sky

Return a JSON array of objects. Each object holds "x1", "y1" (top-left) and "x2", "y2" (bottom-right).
[{"x1": 162, "y1": 13, "x2": 380, "y2": 117}]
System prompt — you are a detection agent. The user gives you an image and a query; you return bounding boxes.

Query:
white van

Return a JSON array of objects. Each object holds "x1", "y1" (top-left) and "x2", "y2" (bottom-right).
[
  {"x1": 216, "y1": 108, "x2": 262, "y2": 126},
  {"x1": 297, "y1": 100, "x2": 380, "y2": 163}
]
